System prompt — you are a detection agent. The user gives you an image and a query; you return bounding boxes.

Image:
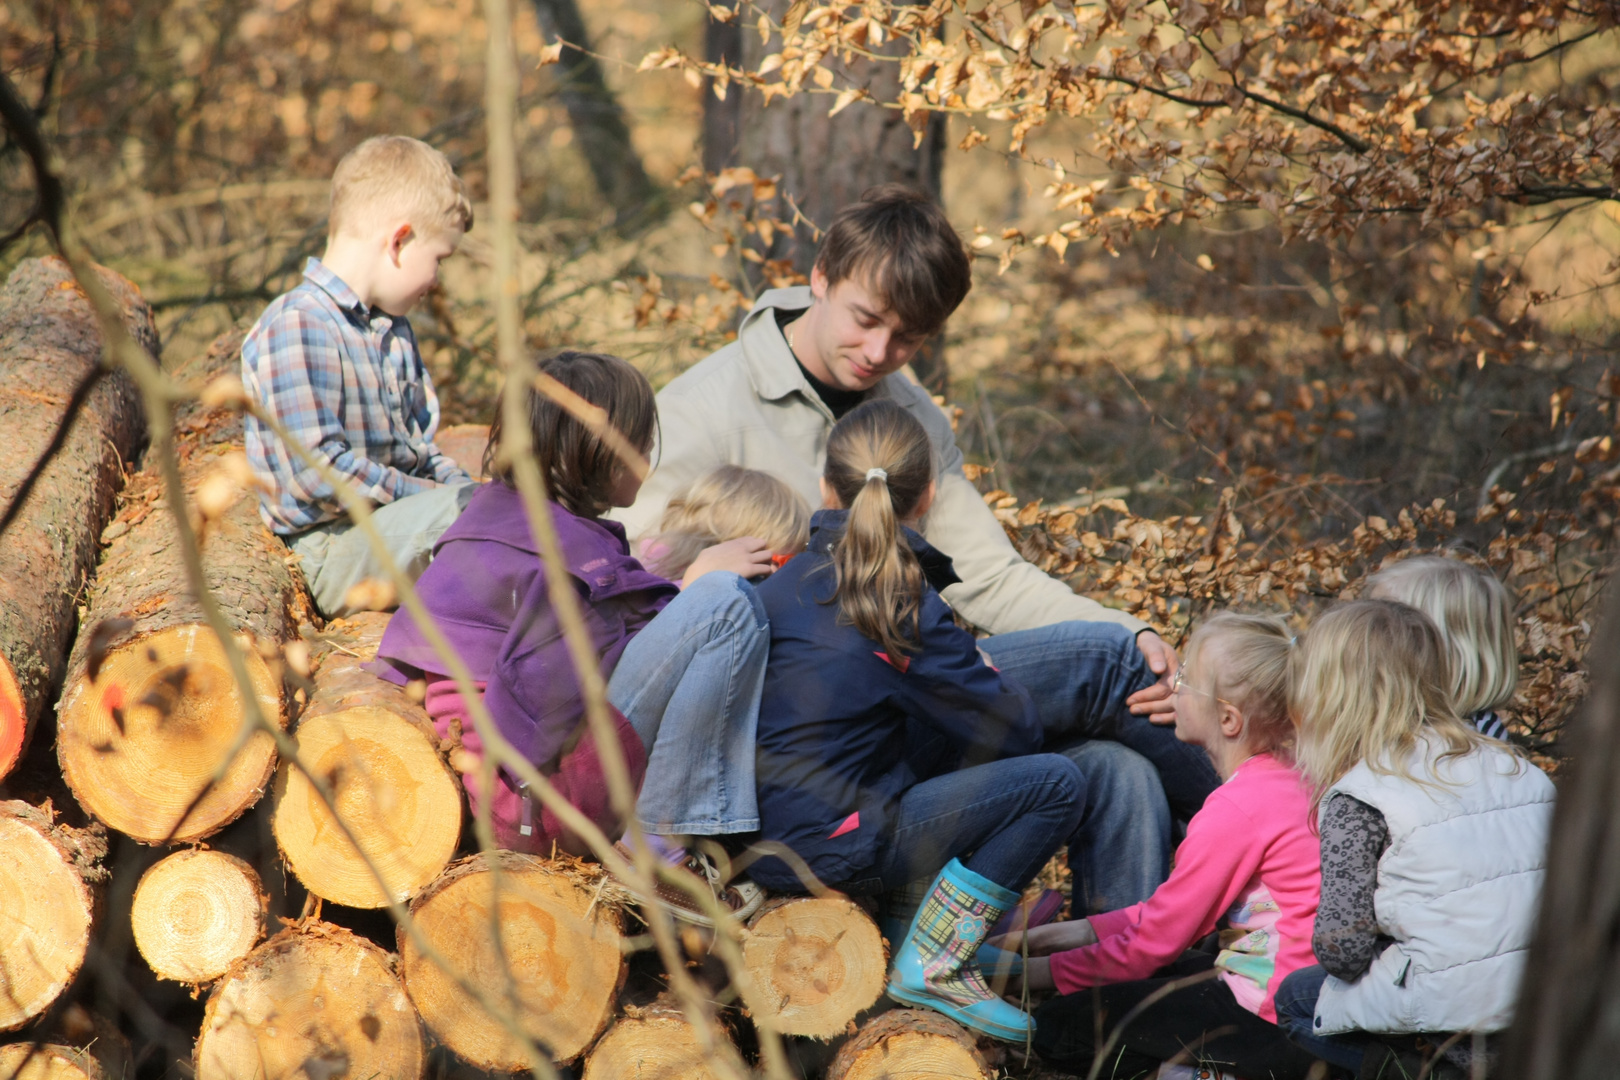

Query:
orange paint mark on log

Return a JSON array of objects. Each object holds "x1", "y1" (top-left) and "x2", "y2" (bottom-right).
[{"x1": 101, "y1": 683, "x2": 125, "y2": 716}]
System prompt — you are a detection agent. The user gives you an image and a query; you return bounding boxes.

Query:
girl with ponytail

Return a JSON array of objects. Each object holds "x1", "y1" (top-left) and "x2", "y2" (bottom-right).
[{"x1": 751, "y1": 399, "x2": 1089, "y2": 1043}]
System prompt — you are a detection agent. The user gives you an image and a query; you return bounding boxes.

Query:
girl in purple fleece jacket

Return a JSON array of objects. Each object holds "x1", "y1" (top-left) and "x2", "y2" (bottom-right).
[{"x1": 373, "y1": 350, "x2": 782, "y2": 923}]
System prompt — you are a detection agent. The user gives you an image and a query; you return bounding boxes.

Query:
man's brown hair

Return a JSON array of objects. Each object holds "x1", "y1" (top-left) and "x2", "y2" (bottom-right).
[
  {"x1": 814, "y1": 184, "x2": 972, "y2": 335},
  {"x1": 329, "y1": 135, "x2": 474, "y2": 240}
]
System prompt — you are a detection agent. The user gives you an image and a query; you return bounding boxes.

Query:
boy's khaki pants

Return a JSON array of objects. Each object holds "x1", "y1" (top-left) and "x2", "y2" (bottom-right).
[{"x1": 287, "y1": 482, "x2": 476, "y2": 618}]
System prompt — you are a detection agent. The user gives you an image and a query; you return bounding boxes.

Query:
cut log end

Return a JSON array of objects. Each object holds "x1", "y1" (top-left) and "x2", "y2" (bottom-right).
[
  {"x1": 740, "y1": 896, "x2": 888, "y2": 1039},
  {"x1": 273, "y1": 704, "x2": 461, "y2": 909},
  {"x1": 0, "y1": 1043, "x2": 111, "y2": 1080},
  {"x1": 196, "y1": 924, "x2": 423, "y2": 1080},
  {"x1": 0, "y1": 803, "x2": 102, "y2": 1033},
  {"x1": 826, "y1": 1009, "x2": 991, "y2": 1080},
  {"x1": 57, "y1": 625, "x2": 283, "y2": 843},
  {"x1": 0, "y1": 656, "x2": 24, "y2": 781},
  {"x1": 400, "y1": 853, "x2": 625, "y2": 1069},
  {"x1": 581, "y1": 996, "x2": 730, "y2": 1080},
  {"x1": 132, "y1": 849, "x2": 265, "y2": 984}
]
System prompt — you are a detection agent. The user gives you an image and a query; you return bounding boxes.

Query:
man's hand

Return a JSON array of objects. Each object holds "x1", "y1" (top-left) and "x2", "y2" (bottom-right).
[
  {"x1": 987, "y1": 918, "x2": 1099, "y2": 958},
  {"x1": 682, "y1": 537, "x2": 776, "y2": 587},
  {"x1": 1127, "y1": 630, "x2": 1179, "y2": 722}
]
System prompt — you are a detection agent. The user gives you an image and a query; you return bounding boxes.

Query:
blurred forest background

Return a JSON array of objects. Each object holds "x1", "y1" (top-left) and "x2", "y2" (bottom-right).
[{"x1": 0, "y1": 0, "x2": 1614, "y2": 759}]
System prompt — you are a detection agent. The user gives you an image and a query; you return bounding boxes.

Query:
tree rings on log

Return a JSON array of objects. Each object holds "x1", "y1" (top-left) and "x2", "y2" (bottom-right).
[
  {"x1": 195, "y1": 924, "x2": 423, "y2": 1080},
  {"x1": 740, "y1": 896, "x2": 887, "y2": 1039},
  {"x1": 0, "y1": 1007, "x2": 133, "y2": 1080},
  {"x1": 826, "y1": 1009, "x2": 990, "y2": 1080},
  {"x1": 0, "y1": 801, "x2": 106, "y2": 1032},
  {"x1": 272, "y1": 614, "x2": 461, "y2": 908},
  {"x1": 57, "y1": 624, "x2": 284, "y2": 844},
  {"x1": 131, "y1": 848, "x2": 265, "y2": 984},
  {"x1": 399, "y1": 853, "x2": 625, "y2": 1069},
  {"x1": 581, "y1": 995, "x2": 730, "y2": 1080}
]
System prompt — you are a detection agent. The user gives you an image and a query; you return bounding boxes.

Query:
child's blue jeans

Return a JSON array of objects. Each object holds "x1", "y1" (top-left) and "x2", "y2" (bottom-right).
[
  {"x1": 607, "y1": 571, "x2": 768, "y2": 837},
  {"x1": 1275, "y1": 963, "x2": 1372, "y2": 1072}
]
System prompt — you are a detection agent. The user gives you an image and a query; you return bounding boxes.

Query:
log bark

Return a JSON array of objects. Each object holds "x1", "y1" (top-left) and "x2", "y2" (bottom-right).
[
  {"x1": 398, "y1": 852, "x2": 626, "y2": 1069},
  {"x1": 581, "y1": 993, "x2": 732, "y2": 1080},
  {"x1": 0, "y1": 800, "x2": 108, "y2": 1032},
  {"x1": 825, "y1": 1008, "x2": 990, "y2": 1080},
  {"x1": 195, "y1": 922, "x2": 424, "y2": 1080},
  {"x1": 131, "y1": 848, "x2": 266, "y2": 985},
  {"x1": 0, "y1": 1008, "x2": 133, "y2": 1080},
  {"x1": 739, "y1": 896, "x2": 887, "y2": 1039},
  {"x1": 272, "y1": 612, "x2": 462, "y2": 909},
  {"x1": 55, "y1": 330, "x2": 308, "y2": 843},
  {"x1": 0, "y1": 257, "x2": 154, "y2": 781}
]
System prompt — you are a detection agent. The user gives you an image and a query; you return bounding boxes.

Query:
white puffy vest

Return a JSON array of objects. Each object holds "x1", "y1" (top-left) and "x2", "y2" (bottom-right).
[{"x1": 1313, "y1": 738, "x2": 1554, "y2": 1035}]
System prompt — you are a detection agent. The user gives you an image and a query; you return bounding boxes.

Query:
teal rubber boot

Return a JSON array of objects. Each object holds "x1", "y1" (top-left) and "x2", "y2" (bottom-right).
[{"x1": 885, "y1": 858, "x2": 1035, "y2": 1042}]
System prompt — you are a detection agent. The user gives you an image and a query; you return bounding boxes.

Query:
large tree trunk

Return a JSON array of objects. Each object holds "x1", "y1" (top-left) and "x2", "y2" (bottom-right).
[
  {"x1": 826, "y1": 1008, "x2": 990, "y2": 1080},
  {"x1": 54, "y1": 331, "x2": 309, "y2": 844},
  {"x1": 131, "y1": 847, "x2": 266, "y2": 985},
  {"x1": 398, "y1": 852, "x2": 626, "y2": 1068},
  {"x1": 528, "y1": 0, "x2": 660, "y2": 229},
  {"x1": 195, "y1": 923, "x2": 425, "y2": 1080},
  {"x1": 735, "y1": 1, "x2": 950, "y2": 392},
  {"x1": 0, "y1": 800, "x2": 107, "y2": 1033},
  {"x1": 0, "y1": 257, "x2": 154, "y2": 781},
  {"x1": 1505, "y1": 582, "x2": 1620, "y2": 1078},
  {"x1": 702, "y1": 3, "x2": 743, "y2": 175},
  {"x1": 738, "y1": 895, "x2": 887, "y2": 1039},
  {"x1": 271, "y1": 612, "x2": 462, "y2": 910}
]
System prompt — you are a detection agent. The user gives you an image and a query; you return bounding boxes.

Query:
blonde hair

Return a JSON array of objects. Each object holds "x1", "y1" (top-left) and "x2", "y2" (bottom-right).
[
  {"x1": 1292, "y1": 599, "x2": 1491, "y2": 809},
  {"x1": 1183, "y1": 612, "x2": 1296, "y2": 760},
  {"x1": 329, "y1": 135, "x2": 474, "y2": 240},
  {"x1": 646, "y1": 465, "x2": 811, "y2": 580},
  {"x1": 823, "y1": 400, "x2": 934, "y2": 660},
  {"x1": 1366, "y1": 555, "x2": 1519, "y2": 719}
]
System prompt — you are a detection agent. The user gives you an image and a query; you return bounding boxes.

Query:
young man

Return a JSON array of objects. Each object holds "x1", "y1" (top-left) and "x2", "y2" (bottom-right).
[
  {"x1": 243, "y1": 135, "x2": 475, "y2": 618},
  {"x1": 620, "y1": 185, "x2": 1219, "y2": 912}
]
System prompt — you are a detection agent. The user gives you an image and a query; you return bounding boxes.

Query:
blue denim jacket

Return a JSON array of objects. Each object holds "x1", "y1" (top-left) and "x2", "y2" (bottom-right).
[{"x1": 750, "y1": 510, "x2": 1042, "y2": 892}]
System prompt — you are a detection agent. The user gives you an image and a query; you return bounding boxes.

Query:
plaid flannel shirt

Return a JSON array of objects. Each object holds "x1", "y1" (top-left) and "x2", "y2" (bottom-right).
[{"x1": 242, "y1": 258, "x2": 470, "y2": 534}]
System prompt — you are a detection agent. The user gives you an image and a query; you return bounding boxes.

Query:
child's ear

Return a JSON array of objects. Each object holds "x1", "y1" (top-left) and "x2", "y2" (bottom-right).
[
  {"x1": 388, "y1": 223, "x2": 414, "y2": 265},
  {"x1": 1218, "y1": 701, "x2": 1246, "y2": 740}
]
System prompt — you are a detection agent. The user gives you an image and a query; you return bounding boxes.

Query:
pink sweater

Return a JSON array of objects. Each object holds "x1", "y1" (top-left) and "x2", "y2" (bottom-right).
[{"x1": 1048, "y1": 753, "x2": 1320, "y2": 1022}]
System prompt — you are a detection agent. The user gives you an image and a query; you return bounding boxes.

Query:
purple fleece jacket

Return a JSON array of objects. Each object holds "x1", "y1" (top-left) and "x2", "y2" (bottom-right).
[{"x1": 371, "y1": 481, "x2": 679, "y2": 772}]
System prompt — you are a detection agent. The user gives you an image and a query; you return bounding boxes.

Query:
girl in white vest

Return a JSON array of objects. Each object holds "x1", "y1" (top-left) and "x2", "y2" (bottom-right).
[{"x1": 1274, "y1": 600, "x2": 1554, "y2": 1079}]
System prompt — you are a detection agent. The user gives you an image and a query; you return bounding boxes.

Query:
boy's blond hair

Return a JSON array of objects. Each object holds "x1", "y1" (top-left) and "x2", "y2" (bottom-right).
[
  {"x1": 1291, "y1": 599, "x2": 1495, "y2": 809},
  {"x1": 1366, "y1": 555, "x2": 1519, "y2": 719},
  {"x1": 329, "y1": 135, "x2": 474, "y2": 241},
  {"x1": 1183, "y1": 612, "x2": 1297, "y2": 761},
  {"x1": 646, "y1": 465, "x2": 810, "y2": 580}
]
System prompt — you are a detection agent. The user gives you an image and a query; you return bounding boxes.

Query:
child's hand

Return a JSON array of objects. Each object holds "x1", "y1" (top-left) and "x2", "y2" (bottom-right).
[
  {"x1": 683, "y1": 537, "x2": 776, "y2": 587},
  {"x1": 987, "y1": 918, "x2": 1099, "y2": 956}
]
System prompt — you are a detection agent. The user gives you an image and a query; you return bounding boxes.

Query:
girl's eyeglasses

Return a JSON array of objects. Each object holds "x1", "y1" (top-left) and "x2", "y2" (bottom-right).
[{"x1": 1171, "y1": 667, "x2": 1235, "y2": 707}]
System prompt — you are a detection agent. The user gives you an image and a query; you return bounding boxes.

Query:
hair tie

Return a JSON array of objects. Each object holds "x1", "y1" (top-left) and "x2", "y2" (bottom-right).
[{"x1": 865, "y1": 467, "x2": 888, "y2": 483}]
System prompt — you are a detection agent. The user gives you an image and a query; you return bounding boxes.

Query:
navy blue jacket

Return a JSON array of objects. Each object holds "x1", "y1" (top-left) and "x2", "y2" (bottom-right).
[{"x1": 750, "y1": 510, "x2": 1042, "y2": 892}]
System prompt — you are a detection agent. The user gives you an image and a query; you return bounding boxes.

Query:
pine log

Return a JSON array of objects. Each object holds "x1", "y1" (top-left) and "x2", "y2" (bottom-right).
[
  {"x1": 55, "y1": 332, "x2": 309, "y2": 842},
  {"x1": 272, "y1": 612, "x2": 462, "y2": 909},
  {"x1": 581, "y1": 993, "x2": 732, "y2": 1080},
  {"x1": 825, "y1": 1009, "x2": 991, "y2": 1080},
  {"x1": 739, "y1": 896, "x2": 888, "y2": 1039},
  {"x1": 433, "y1": 423, "x2": 489, "y2": 478},
  {"x1": 398, "y1": 852, "x2": 626, "y2": 1069},
  {"x1": 0, "y1": 257, "x2": 154, "y2": 782},
  {"x1": 0, "y1": 800, "x2": 108, "y2": 1032},
  {"x1": 131, "y1": 848, "x2": 265, "y2": 984},
  {"x1": 195, "y1": 923, "x2": 424, "y2": 1080},
  {"x1": 0, "y1": 1007, "x2": 133, "y2": 1080}
]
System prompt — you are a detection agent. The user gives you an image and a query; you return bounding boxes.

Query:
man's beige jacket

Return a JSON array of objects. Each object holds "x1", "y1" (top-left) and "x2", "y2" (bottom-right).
[{"x1": 616, "y1": 286, "x2": 1146, "y2": 637}]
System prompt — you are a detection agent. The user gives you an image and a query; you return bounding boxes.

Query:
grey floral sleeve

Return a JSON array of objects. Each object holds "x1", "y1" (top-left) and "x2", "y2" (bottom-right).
[{"x1": 1313, "y1": 792, "x2": 1390, "y2": 981}]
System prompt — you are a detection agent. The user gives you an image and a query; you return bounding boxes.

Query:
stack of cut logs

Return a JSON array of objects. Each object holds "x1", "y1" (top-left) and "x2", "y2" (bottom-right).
[{"x1": 0, "y1": 259, "x2": 994, "y2": 1080}]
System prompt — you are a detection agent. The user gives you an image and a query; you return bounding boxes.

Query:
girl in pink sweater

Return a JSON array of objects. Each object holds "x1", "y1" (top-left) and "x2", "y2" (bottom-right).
[{"x1": 986, "y1": 613, "x2": 1324, "y2": 1079}]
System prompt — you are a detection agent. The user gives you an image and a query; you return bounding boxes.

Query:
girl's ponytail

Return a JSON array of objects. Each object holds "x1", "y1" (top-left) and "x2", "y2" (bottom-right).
[{"x1": 823, "y1": 401, "x2": 934, "y2": 660}]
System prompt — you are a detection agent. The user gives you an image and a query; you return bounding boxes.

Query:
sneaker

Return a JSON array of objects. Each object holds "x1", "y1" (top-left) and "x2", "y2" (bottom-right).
[{"x1": 611, "y1": 841, "x2": 763, "y2": 928}]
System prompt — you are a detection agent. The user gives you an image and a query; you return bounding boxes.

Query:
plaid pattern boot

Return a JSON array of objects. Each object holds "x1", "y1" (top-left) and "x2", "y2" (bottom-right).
[{"x1": 886, "y1": 858, "x2": 1035, "y2": 1042}]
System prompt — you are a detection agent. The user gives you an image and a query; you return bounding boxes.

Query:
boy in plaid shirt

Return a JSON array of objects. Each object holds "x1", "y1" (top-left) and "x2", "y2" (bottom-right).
[{"x1": 243, "y1": 135, "x2": 474, "y2": 617}]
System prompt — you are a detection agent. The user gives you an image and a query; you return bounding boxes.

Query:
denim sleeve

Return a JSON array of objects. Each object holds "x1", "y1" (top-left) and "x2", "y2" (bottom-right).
[{"x1": 1313, "y1": 793, "x2": 1389, "y2": 981}]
